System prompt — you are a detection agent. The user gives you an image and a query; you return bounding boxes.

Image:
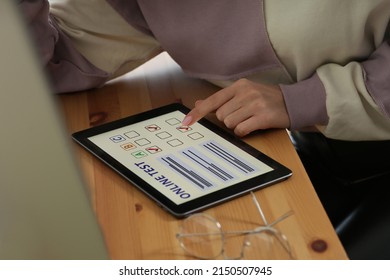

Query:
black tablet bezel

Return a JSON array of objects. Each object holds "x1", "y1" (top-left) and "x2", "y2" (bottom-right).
[{"x1": 72, "y1": 103, "x2": 292, "y2": 217}]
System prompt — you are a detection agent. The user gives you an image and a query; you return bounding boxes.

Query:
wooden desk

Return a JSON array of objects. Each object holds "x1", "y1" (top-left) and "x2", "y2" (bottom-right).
[{"x1": 57, "y1": 53, "x2": 348, "y2": 260}]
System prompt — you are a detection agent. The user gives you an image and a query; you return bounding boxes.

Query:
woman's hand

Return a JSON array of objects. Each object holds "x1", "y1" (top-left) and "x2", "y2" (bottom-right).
[{"x1": 182, "y1": 79, "x2": 290, "y2": 137}]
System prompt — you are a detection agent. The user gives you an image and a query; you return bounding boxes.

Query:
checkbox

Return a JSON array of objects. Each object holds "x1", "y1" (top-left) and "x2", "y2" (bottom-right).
[{"x1": 188, "y1": 132, "x2": 204, "y2": 140}]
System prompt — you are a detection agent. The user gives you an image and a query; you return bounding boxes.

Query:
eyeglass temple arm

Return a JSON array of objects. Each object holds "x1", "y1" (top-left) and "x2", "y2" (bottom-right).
[
  {"x1": 268, "y1": 211, "x2": 294, "y2": 227},
  {"x1": 176, "y1": 227, "x2": 277, "y2": 239},
  {"x1": 250, "y1": 191, "x2": 268, "y2": 225},
  {"x1": 250, "y1": 191, "x2": 294, "y2": 227}
]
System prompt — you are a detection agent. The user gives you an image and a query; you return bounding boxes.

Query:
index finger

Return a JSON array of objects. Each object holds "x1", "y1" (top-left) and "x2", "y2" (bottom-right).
[{"x1": 182, "y1": 88, "x2": 234, "y2": 126}]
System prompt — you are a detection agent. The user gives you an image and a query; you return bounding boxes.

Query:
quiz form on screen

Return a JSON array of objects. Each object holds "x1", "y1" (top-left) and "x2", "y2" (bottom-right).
[{"x1": 88, "y1": 110, "x2": 273, "y2": 205}]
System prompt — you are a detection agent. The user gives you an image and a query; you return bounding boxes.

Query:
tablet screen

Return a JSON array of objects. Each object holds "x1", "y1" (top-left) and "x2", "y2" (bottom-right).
[{"x1": 73, "y1": 103, "x2": 291, "y2": 217}]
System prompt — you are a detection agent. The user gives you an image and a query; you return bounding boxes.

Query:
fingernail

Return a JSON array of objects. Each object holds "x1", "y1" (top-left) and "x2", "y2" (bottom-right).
[{"x1": 182, "y1": 115, "x2": 193, "y2": 126}]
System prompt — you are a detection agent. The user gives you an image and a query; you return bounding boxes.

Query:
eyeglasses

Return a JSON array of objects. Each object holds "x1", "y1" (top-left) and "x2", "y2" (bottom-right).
[{"x1": 176, "y1": 192, "x2": 294, "y2": 260}]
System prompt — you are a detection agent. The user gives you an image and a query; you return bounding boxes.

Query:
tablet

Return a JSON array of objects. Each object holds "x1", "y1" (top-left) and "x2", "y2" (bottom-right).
[{"x1": 72, "y1": 103, "x2": 292, "y2": 217}]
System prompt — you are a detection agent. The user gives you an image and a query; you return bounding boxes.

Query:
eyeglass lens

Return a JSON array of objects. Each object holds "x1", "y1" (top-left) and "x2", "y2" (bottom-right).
[
  {"x1": 178, "y1": 214, "x2": 224, "y2": 259},
  {"x1": 243, "y1": 229, "x2": 293, "y2": 259}
]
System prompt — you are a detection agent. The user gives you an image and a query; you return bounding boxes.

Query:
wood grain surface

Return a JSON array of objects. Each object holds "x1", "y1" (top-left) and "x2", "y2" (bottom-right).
[{"x1": 57, "y1": 53, "x2": 348, "y2": 260}]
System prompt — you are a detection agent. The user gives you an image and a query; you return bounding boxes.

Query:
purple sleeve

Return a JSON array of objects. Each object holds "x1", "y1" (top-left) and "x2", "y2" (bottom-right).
[
  {"x1": 280, "y1": 73, "x2": 328, "y2": 130},
  {"x1": 19, "y1": 0, "x2": 109, "y2": 93},
  {"x1": 361, "y1": 41, "x2": 390, "y2": 119}
]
